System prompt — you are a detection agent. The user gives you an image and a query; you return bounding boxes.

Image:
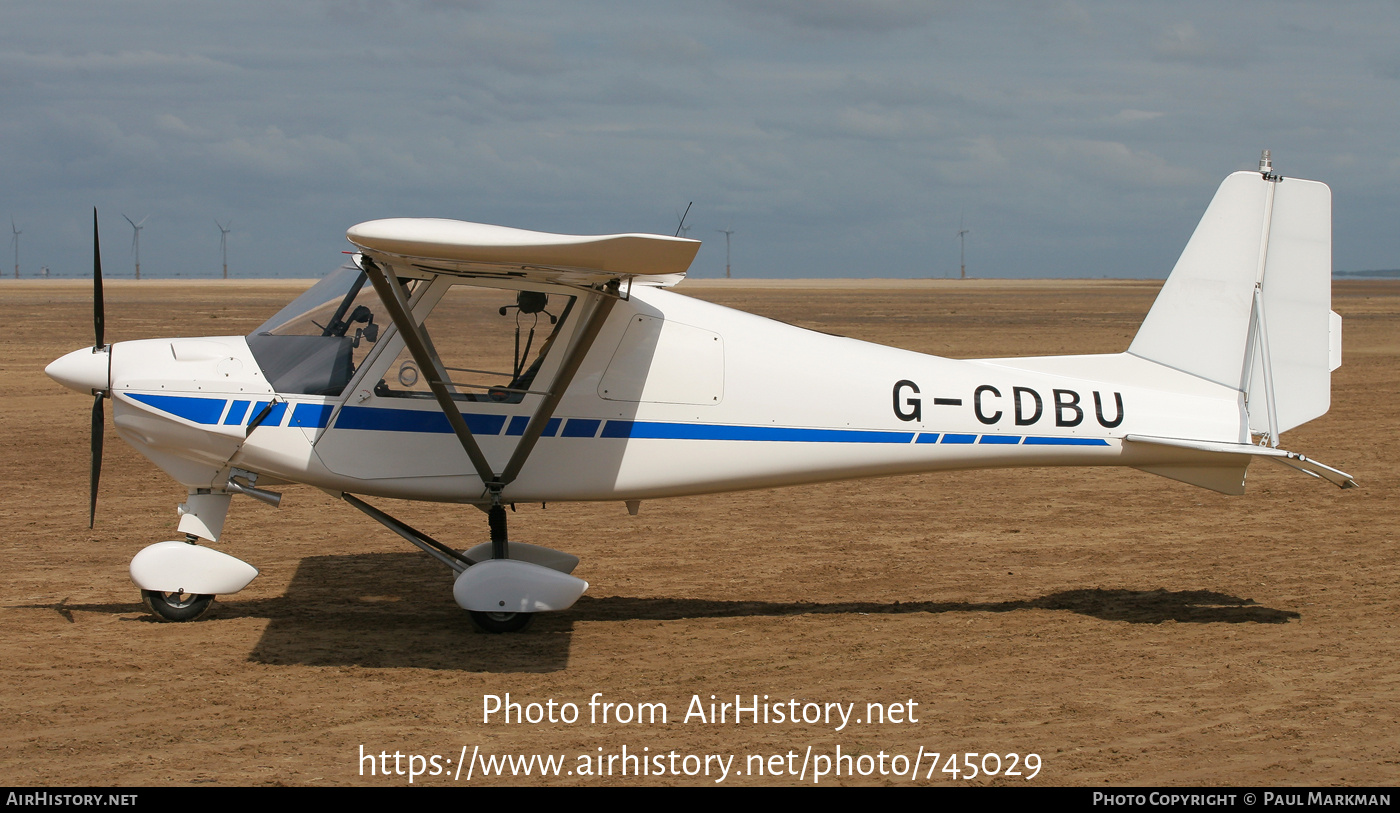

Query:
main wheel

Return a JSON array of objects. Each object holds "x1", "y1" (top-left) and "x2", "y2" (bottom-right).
[
  {"x1": 469, "y1": 611, "x2": 533, "y2": 633},
  {"x1": 141, "y1": 589, "x2": 215, "y2": 622}
]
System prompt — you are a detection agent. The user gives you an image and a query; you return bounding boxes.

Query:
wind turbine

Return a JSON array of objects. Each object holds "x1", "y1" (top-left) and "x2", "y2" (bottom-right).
[
  {"x1": 10, "y1": 218, "x2": 19, "y2": 279},
  {"x1": 956, "y1": 213, "x2": 970, "y2": 280},
  {"x1": 717, "y1": 227, "x2": 734, "y2": 279},
  {"x1": 123, "y1": 213, "x2": 149, "y2": 280},
  {"x1": 217, "y1": 220, "x2": 232, "y2": 279}
]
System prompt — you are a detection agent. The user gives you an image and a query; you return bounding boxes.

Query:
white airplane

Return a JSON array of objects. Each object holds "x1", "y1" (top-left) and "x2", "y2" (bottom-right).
[{"x1": 46, "y1": 153, "x2": 1354, "y2": 632}]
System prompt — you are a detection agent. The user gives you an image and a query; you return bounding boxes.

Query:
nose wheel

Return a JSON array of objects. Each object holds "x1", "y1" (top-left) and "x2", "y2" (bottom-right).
[{"x1": 141, "y1": 589, "x2": 215, "y2": 622}]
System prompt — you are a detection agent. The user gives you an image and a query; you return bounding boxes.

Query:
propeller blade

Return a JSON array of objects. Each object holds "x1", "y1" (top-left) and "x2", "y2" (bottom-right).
[
  {"x1": 93, "y1": 209, "x2": 104, "y2": 349},
  {"x1": 89, "y1": 392, "x2": 103, "y2": 529}
]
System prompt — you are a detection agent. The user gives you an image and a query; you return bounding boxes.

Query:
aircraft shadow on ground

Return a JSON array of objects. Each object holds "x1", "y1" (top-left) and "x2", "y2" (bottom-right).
[
  {"x1": 242, "y1": 554, "x2": 1298, "y2": 671},
  {"x1": 25, "y1": 554, "x2": 1299, "y2": 673},
  {"x1": 566, "y1": 588, "x2": 1298, "y2": 626}
]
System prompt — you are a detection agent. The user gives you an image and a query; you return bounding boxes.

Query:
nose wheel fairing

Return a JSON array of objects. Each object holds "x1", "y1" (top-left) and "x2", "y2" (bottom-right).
[{"x1": 129, "y1": 540, "x2": 259, "y2": 596}]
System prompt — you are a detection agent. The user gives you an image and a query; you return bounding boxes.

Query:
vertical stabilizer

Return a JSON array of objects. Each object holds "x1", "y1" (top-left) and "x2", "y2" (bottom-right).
[{"x1": 1128, "y1": 167, "x2": 1334, "y2": 441}]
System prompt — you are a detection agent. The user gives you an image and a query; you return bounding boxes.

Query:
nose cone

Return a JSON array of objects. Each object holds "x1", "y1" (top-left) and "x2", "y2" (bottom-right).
[{"x1": 46, "y1": 346, "x2": 110, "y2": 394}]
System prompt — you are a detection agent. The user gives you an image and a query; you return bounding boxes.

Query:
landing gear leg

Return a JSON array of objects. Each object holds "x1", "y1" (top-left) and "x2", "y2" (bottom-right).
[
  {"x1": 343, "y1": 493, "x2": 582, "y2": 631},
  {"x1": 468, "y1": 500, "x2": 534, "y2": 634}
]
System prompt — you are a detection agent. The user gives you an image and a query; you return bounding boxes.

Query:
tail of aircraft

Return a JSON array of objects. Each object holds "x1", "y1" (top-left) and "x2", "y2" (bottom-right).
[
  {"x1": 1128, "y1": 156, "x2": 1341, "y2": 441},
  {"x1": 1121, "y1": 154, "x2": 1353, "y2": 492}
]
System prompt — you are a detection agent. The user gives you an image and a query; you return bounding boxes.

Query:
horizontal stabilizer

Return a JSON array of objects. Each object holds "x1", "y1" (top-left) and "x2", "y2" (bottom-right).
[
  {"x1": 1125, "y1": 434, "x2": 1357, "y2": 490},
  {"x1": 348, "y1": 219, "x2": 700, "y2": 285}
]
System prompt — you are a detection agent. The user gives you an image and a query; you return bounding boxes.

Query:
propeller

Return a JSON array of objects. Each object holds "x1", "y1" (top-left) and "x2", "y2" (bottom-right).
[
  {"x1": 94, "y1": 209, "x2": 104, "y2": 348},
  {"x1": 89, "y1": 209, "x2": 107, "y2": 528}
]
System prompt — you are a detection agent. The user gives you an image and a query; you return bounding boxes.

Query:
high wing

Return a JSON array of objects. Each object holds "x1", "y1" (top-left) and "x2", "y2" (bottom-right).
[{"x1": 347, "y1": 218, "x2": 701, "y2": 286}]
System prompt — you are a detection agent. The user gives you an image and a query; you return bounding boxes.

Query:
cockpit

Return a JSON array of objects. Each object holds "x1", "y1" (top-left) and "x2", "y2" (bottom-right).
[{"x1": 245, "y1": 262, "x2": 576, "y2": 403}]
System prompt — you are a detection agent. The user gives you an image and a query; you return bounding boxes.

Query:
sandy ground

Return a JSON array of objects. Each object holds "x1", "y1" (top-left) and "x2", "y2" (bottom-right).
[{"x1": 0, "y1": 278, "x2": 1395, "y2": 787}]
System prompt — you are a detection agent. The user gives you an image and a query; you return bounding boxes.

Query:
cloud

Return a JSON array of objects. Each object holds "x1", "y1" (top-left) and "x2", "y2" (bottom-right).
[
  {"x1": 1110, "y1": 109, "x2": 1165, "y2": 124},
  {"x1": 0, "y1": 48, "x2": 239, "y2": 78},
  {"x1": 2, "y1": 3, "x2": 1397, "y2": 279},
  {"x1": 734, "y1": 0, "x2": 943, "y2": 35},
  {"x1": 1151, "y1": 22, "x2": 1253, "y2": 68},
  {"x1": 209, "y1": 126, "x2": 359, "y2": 179},
  {"x1": 154, "y1": 113, "x2": 212, "y2": 140}
]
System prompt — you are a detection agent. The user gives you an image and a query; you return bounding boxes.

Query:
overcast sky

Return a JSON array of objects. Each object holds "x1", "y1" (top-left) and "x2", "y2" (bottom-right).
[{"x1": 2, "y1": 1, "x2": 1397, "y2": 280}]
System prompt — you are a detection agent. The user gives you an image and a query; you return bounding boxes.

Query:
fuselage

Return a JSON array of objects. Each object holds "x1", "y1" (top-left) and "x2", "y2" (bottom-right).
[{"x1": 52, "y1": 281, "x2": 1246, "y2": 505}]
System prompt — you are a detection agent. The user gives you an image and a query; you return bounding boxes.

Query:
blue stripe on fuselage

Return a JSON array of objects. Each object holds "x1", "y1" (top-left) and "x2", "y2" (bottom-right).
[
  {"x1": 1023, "y1": 436, "x2": 1111, "y2": 446},
  {"x1": 120, "y1": 394, "x2": 1113, "y2": 447},
  {"x1": 223, "y1": 400, "x2": 250, "y2": 425},
  {"x1": 600, "y1": 420, "x2": 914, "y2": 443},
  {"x1": 127, "y1": 393, "x2": 228, "y2": 424},
  {"x1": 290, "y1": 403, "x2": 334, "y2": 428},
  {"x1": 334, "y1": 405, "x2": 506, "y2": 435}
]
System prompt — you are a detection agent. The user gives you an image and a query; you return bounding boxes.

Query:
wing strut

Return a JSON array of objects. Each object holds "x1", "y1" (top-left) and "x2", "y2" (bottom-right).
[
  {"x1": 361, "y1": 256, "x2": 498, "y2": 491},
  {"x1": 359, "y1": 256, "x2": 619, "y2": 500}
]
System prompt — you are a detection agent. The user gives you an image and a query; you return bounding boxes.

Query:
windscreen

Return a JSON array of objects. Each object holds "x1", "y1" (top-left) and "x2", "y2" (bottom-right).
[{"x1": 246, "y1": 264, "x2": 393, "y2": 396}]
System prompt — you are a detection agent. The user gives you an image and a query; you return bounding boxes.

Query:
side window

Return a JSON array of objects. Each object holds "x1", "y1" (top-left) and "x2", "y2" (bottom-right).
[{"x1": 375, "y1": 284, "x2": 575, "y2": 404}]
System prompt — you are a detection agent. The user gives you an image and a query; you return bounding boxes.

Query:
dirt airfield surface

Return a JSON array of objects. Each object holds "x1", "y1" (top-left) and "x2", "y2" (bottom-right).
[{"x1": 1, "y1": 278, "x2": 1396, "y2": 787}]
